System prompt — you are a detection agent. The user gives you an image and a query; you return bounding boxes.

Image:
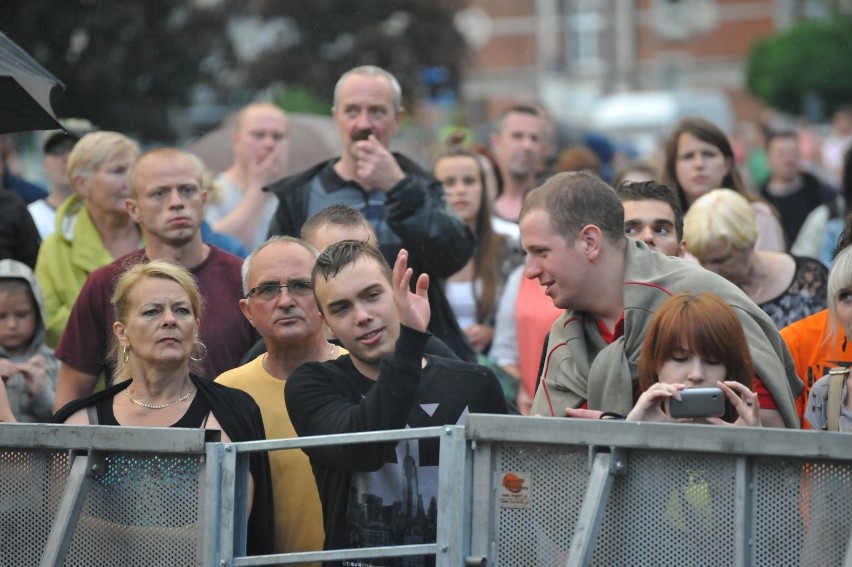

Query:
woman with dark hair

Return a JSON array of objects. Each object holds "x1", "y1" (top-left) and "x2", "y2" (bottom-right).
[
  {"x1": 53, "y1": 259, "x2": 273, "y2": 555},
  {"x1": 661, "y1": 117, "x2": 785, "y2": 252},
  {"x1": 432, "y1": 139, "x2": 521, "y2": 354},
  {"x1": 627, "y1": 292, "x2": 762, "y2": 426}
]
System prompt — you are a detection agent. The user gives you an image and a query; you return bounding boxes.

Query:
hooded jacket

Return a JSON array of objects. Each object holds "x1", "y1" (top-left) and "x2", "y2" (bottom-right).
[
  {"x1": 0, "y1": 259, "x2": 58, "y2": 421},
  {"x1": 34, "y1": 194, "x2": 136, "y2": 347}
]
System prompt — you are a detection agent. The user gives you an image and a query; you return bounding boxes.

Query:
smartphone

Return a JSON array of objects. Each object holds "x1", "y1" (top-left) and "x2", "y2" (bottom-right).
[{"x1": 668, "y1": 387, "x2": 725, "y2": 418}]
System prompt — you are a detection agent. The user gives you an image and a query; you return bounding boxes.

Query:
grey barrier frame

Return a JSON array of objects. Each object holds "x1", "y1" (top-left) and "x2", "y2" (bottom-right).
[
  {"x1": 0, "y1": 423, "x2": 470, "y2": 566},
  {"x1": 0, "y1": 423, "x2": 213, "y2": 566},
  {"x1": 216, "y1": 425, "x2": 471, "y2": 567},
  {"x1": 6, "y1": 416, "x2": 852, "y2": 565},
  {"x1": 462, "y1": 414, "x2": 852, "y2": 567}
]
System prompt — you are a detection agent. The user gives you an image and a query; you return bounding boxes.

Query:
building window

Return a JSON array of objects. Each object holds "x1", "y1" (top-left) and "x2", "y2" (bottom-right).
[
  {"x1": 566, "y1": 0, "x2": 605, "y2": 71},
  {"x1": 654, "y1": 0, "x2": 719, "y2": 41}
]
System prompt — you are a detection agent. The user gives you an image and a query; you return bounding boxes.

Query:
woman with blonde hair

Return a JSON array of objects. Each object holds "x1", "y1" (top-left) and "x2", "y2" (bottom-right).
[
  {"x1": 684, "y1": 188, "x2": 827, "y2": 329},
  {"x1": 35, "y1": 131, "x2": 142, "y2": 346},
  {"x1": 53, "y1": 259, "x2": 273, "y2": 554},
  {"x1": 804, "y1": 246, "x2": 852, "y2": 430}
]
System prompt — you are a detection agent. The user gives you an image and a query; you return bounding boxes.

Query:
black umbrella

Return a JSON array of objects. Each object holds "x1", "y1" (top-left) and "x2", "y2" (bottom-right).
[{"x1": 0, "y1": 31, "x2": 64, "y2": 134}]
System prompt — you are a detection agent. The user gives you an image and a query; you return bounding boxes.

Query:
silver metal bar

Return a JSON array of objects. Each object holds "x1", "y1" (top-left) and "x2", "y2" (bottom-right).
[
  {"x1": 218, "y1": 443, "x2": 238, "y2": 563},
  {"x1": 232, "y1": 544, "x2": 438, "y2": 566},
  {"x1": 232, "y1": 448, "x2": 250, "y2": 557},
  {"x1": 565, "y1": 451, "x2": 616, "y2": 567},
  {"x1": 469, "y1": 440, "x2": 494, "y2": 561},
  {"x1": 463, "y1": 414, "x2": 852, "y2": 461},
  {"x1": 39, "y1": 451, "x2": 97, "y2": 567},
  {"x1": 231, "y1": 426, "x2": 446, "y2": 453},
  {"x1": 0, "y1": 423, "x2": 208, "y2": 453},
  {"x1": 436, "y1": 426, "x2": 471, "y2": 567},
  {"x1": 202, "y1": 442, "x2": 224, "y2": 567},
  {"x1": 733, "y1": 457, "x2": 754, "y2": 567}
]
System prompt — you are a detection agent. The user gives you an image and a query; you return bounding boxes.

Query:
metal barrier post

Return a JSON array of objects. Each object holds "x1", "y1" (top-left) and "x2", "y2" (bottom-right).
[
  {"x1": 40, "y1": 450, "x2": 103, "y2": 567},
  {"x1": 564, "y1": 447, "x2": 625, "y2": 567},
  {"x1": 218, "y1": 443, "x2": 238, "y2": 564},
  {"x1": 204, "y1": 441, "x2": 225, "y2": 566},
  {"x1": 435, "y1": 425, "x2": 471, "y2": 566},
  {"x1": 469, "y1": 438, "x2": 494, "y2": 561},
  {"x1": 734, "y1": 457, "x2": 755, "y2": 567}
]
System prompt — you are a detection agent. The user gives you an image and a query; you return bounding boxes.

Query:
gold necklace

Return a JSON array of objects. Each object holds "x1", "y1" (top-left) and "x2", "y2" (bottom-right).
[{"x1": 126, "y1": 383, "x2": 195, "y2": 410}]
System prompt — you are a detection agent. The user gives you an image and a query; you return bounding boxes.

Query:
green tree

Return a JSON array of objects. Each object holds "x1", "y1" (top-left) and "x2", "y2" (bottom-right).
[
  {"x1": 746, "y1": 16, "x2": 852, "y2": 117},
  {"x1": 0, "y1": 1, "x2": 465, "y2": 143}
]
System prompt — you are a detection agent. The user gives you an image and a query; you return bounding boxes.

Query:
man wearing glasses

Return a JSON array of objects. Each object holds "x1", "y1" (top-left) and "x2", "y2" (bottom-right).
[
  {"x1": 216, "y1": 235, "x2": 336, "y2": 561},
  {"x1": 52, "y1": 148, "x2": 257, "y2": 410}
]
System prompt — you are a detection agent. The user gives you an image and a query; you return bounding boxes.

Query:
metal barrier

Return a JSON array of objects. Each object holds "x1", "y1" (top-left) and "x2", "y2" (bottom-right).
[
  {"x1": 463, "y1": 414, "x2": 852, "y2": 567},
  {"x1": 3, "y1": 417, "x2": 852, "y2": 566},
  {"x1": 0, "y1": 423, "x2": 470, "y2": 567}
]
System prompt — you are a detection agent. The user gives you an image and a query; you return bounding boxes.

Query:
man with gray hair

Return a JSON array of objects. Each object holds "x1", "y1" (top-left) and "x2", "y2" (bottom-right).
[
  {"x1": 266, "y1": 65, "x2": 477, "y2": 362},
  {"x1": 216, "y1": 236, "x2": 334, "y2": 560}
]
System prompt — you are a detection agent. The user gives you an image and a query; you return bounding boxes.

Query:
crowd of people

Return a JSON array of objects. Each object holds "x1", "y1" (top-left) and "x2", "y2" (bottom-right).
[{"x1": 1, "y1": 64, "x2": 852, "y2": 562}]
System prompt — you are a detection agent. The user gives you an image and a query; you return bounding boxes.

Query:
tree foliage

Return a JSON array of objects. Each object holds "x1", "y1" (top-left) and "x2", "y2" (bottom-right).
[
  {"x1": 0, "y1": 0, "x2": 465, "y2": 143},
  {"x1": 746, "y1": 16, "x2": 852, "y2": 117}
]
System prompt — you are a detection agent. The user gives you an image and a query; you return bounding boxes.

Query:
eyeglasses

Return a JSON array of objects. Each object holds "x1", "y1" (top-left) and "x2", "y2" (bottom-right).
[{"x1": 246, "y1": 281, "x2": 313, "y2": 300}]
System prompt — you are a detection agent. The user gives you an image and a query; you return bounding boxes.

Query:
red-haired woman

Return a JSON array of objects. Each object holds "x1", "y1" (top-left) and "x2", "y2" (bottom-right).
[{"x1": 626, "y1": 292, "x2": 763, "y2": 426}]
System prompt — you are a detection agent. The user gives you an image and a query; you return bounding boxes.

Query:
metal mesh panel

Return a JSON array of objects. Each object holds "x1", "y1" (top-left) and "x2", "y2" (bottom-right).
[
  {"x1": 63, "y1": 452, "x2": 203, "y2": 566},
  {"x1": 593, "y1": 450, "x2": 737, "y2": 566},
  {"x1": 0, "y1": 449, "x2": 68, "y2": 567},
  {"x1": 755, "y1": 458, "x2": 852, "y2": 567},
  {"x1": 493, "y1": 443, "x2": 590, "y2": 565}
]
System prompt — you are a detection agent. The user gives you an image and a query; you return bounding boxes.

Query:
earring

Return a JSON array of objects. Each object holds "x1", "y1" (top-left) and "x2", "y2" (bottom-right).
[
  {"x1": 122, "y1": 345, "x2": 130, "y2": 364},
  {"x1": 190, "y1": 340, "x2": 208, "y2": 362}
]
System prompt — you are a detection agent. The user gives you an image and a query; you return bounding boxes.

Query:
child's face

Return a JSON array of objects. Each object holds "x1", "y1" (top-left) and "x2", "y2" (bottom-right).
[
  {"x1": 657, "y1": 342, "x2": 727, "y2": 389},
  {"x1": 0, "y1": 291, "x2": 37, "y2": 356}
]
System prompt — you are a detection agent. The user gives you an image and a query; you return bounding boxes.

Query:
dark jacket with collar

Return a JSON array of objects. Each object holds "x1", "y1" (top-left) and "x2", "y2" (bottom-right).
[{"x1": 265, "y1": 153, "x2": 478, "y2": 362}]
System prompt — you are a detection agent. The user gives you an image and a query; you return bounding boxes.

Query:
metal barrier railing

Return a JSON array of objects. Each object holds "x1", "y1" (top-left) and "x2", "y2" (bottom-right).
[
  {"x1": 4, "y1": 417, "x2": 852, "y2": 566},
  {"x1": 0, "y1": 423, "x2": 469, "y2": 567},
  {"x1": 215, "y1": 425, "x2": 470, "y2": 567},
  {"x1": 462, "y1": 414, "x2": 852, "y2": 567}
]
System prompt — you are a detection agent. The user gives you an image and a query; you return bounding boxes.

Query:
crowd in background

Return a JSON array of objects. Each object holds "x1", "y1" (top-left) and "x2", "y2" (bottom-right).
[{"x1": 1, "y1": 65, "x2": 852, "y2": 560}]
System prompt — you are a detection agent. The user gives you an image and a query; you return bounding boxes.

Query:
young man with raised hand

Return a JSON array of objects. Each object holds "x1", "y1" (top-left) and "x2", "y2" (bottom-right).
[{"x1": 285, "y1": 241, "x2": 507, "y2": 561}]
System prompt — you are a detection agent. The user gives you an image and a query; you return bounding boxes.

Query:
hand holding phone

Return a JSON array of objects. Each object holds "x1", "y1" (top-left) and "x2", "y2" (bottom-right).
[{"x1": 668, "y1": 387, "x2": 725, "y2": 418}]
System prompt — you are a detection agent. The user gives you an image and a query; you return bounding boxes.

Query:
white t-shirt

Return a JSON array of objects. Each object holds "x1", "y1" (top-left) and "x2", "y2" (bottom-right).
[
  {"x1": 27, "y1": 199, "x2": 56, "y2": 240},
  {"x1": 205, "y1": 173, "x2": 279, "y2": 250}
]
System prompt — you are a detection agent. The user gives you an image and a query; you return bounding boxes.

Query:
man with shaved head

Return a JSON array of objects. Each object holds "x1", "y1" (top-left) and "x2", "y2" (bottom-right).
[{"x1": 208, "y1": 102, "x2": 290, "y2": 250}]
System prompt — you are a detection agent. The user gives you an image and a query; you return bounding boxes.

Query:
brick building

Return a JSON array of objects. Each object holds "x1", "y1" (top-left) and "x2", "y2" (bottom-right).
[{"x1": 456, "y1": 0, "x2": 843, "y2": 130}]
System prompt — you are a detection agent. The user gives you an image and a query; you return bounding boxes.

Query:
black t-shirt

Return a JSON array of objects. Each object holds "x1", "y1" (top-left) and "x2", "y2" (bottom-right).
[{"x1": 285, "y1": 327, "x2": 509, "y2": 565}]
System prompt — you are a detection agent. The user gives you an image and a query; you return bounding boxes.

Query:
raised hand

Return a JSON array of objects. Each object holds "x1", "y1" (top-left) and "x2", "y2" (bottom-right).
[
  {"x1": 392, "y1": 249, "x2": 430, "y2": 333},
  {"x1": 352, "y1": 134, "x2": 405, "y2": 192},
  {"x1": 246, "y1": 145, "x2": 288, "y2": 190}
]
